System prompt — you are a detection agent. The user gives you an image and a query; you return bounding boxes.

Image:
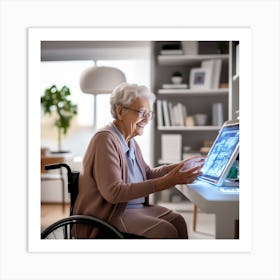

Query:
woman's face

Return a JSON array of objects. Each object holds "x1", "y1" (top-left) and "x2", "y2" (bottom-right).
[{"x1": 117, "y1": 97, "x2": 152, "y2": 141}]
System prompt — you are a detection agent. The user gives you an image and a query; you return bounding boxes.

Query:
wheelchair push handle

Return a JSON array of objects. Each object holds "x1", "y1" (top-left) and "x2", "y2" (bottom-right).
[
  {"x1": 44, "y1": 162, "x2": 71, "y2": 173},
  {"x1": 44, "y1": 163, "x2": 72, "y2": 183},
  {"x1": 45, "y1": 163, "x2": 63, "y2": 170}
]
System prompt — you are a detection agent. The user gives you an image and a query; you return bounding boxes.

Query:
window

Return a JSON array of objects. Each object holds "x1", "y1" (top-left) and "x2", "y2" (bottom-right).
[{"x1": 41, "y1": 58, "x2": 153, "y2": 165}]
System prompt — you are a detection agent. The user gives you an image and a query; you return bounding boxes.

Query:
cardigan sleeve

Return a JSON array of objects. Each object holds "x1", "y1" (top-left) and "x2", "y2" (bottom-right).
[{"x1": 91, "y1": 131, "x2": 157, "y2": 204}]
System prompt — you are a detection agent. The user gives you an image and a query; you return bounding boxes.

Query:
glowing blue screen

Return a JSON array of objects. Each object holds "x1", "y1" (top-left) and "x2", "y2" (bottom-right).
[{"x1": 201, "y1": 125, "x2": 239, "y2": 180}]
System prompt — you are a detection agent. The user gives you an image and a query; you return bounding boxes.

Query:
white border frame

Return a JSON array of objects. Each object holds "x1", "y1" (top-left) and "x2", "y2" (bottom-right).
[{"x1": 28, "y1": 27, "x2": 252, "y2": 253}]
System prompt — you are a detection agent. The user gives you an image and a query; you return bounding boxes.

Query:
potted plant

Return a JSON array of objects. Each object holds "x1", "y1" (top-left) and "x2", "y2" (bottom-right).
[
  {"x1": 171, "y1": 71, "x2": 183, "y2": 84},
  {"x1": 41, "y1": 85, "x2": 78, "y2": 153}
]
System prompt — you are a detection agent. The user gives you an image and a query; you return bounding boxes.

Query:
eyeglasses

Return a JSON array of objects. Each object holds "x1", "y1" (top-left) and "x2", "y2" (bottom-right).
[{"x1": 123, "y1": 107, "x2": 154, "y2": 121}]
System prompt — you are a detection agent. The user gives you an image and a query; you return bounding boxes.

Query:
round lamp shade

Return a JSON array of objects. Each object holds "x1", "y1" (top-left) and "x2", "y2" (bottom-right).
[{"x1": 80, "y1": 66, "x2": 126, "y2": 94}]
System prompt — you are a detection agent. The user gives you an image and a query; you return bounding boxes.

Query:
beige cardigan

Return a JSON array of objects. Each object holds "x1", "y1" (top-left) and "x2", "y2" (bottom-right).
[{"x1": 73, "y1": 124, "x2": 169, "y2": 231}]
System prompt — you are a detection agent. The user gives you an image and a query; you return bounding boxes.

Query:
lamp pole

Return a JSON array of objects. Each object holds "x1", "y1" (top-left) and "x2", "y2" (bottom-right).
[{"x1": 93, "y1": 94, "x2": 97, "y2": 132}]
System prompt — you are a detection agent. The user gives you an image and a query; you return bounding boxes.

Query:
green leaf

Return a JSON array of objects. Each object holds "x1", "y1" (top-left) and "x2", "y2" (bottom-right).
[{"x1": 41, "y1": 84, "x2": 78, "y2": 147}]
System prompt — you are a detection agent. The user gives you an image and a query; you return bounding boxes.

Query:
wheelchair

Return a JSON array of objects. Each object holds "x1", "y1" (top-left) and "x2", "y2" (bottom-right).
[{"x1": 41, "y1": 163, "x2": 145, "y2": 239}]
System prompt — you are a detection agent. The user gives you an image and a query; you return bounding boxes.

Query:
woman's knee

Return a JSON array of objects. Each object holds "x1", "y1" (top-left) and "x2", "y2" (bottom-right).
[
  {"x1": 170, "y1": 213, "x2": 188, "y2": 238},
  {"x1": 143, "y1": 220, "x2": 179, "y2": 239}
]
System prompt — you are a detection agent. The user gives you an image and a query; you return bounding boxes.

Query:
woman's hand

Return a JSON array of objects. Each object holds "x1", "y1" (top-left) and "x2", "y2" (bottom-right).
[
  {"x1": 182, "y1": 155, "x2": 205, "y2": 171},
  {"x1": 155, "y1": 161, "x2": 203, "y2": 192},
  {"x1": 168, "y1": 161, "x2": 202, "y2": 184}
]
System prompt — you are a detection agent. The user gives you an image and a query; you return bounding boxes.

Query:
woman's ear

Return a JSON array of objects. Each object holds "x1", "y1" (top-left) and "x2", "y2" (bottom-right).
[{"x1": 115, "y1": 105, "x2": 124, "y2": 120}]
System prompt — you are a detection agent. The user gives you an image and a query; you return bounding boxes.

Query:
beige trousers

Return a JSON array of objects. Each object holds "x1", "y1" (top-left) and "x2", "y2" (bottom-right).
[{"x1": 112, "y1": 204, "x2": 188, "y2": 239}]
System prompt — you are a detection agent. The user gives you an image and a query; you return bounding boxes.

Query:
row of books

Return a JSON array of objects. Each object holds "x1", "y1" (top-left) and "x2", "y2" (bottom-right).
[
  {"x1": 156, "y1": 100, "x2": 187, "y2": 127},
  {"x1": 156, "y1": 99, "x2": 224, "y2": 127}
]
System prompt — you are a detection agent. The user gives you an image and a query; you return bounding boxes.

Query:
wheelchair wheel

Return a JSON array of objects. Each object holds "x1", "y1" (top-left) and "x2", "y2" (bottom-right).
[{"x1": 41, "y1": 215, "x2": 124, "y2": 239}]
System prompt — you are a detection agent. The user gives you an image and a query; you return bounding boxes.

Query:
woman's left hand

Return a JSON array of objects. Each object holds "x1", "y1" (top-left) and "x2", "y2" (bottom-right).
[{"x1": 182, "y1": 155, "x2": 205, "y2": 172}]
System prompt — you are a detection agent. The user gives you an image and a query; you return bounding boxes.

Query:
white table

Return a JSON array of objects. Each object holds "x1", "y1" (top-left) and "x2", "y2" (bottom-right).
[{"x1": 176, "y1": 182, "x2": 239, "y2": 239}]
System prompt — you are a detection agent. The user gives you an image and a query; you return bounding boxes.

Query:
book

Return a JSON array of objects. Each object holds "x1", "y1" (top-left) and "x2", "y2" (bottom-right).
[
  {"x1": 174, "y1": 103, "x2": 187, "y2": 126},
  {"x1": 158, "y1": 89, "x2": 189, "y2": 94},
  {"x1": 201, "y1": 59, "x2": 222, "y2": 89},
  {"x1": 172, "y1": 103, "x2": 180, "y2": 126},
  {"x1": 212, "y1": 59, "x2": 222, "y2": 89},
  {"x1": 162, "y1": 84, "x2": 188, "y2": 89},
  {"x1": 160, "y1": 50, "x2": 183, "y2": 55},
  {"x1": 212, "y1": 103, "x2": 224, "y2": 126},
  {"x1": 162, "y1": 100, "x2": 171, "y2": 126},
  {"x1": 168, "y1": 102, "x2": 175, "y2": 126},
  {"x1": 181, "y1": 104, "x2": 187, "y2": 126},
  {"x1": 160, "y1": 134, "x2": 182, "y2": 163},
  {"x1": 156, "y1": 100, "x2": 163, "y2": 127}
]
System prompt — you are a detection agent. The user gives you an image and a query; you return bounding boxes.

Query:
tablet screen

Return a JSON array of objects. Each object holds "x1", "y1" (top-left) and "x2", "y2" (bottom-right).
[{"x1": 199, "y1": 123, "x2": 239, "y2": 186}]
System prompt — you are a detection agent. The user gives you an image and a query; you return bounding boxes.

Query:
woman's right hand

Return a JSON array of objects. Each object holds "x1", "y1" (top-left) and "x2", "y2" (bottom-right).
[{"x1": 155, "y1": 161, "x2": 202, "y2": 192}]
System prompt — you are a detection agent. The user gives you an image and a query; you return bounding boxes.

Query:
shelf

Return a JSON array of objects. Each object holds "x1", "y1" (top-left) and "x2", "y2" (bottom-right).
[
  {"x1": 158, "y1": 88, "x2": 228, "y2": 95},
  {"x1": 158, "y1": 54, "x2": 229, "y2": 66},
  {"x1": 157, "y1": 126, "x2": 221, "y2": 131}
]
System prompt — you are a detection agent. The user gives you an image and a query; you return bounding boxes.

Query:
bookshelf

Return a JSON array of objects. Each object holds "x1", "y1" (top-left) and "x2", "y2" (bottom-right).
[{"x1": 152, "y1": 41, "x2": 237, "y2": 203}]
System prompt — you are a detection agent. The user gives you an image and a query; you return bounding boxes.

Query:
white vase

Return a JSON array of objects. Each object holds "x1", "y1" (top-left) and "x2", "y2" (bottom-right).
[{"x1": 171, "y1": 76, "x2": 183, "y2": 84}]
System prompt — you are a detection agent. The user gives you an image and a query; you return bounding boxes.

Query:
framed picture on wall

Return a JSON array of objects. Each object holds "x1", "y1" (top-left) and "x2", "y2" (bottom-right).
[{"x1": 189, "y1": 67, "x2": 212, "y2": 89}]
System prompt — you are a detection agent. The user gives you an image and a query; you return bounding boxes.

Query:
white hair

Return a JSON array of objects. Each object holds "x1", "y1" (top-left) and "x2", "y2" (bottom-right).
[{"x1": 110, "y1": 82, "x2": 156, "y2": 119}]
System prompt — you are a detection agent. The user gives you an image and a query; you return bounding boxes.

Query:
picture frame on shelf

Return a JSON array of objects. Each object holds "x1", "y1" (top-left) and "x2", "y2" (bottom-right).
[{"x1": 189, "y1": 67, "x2": 212, "y2": 90}]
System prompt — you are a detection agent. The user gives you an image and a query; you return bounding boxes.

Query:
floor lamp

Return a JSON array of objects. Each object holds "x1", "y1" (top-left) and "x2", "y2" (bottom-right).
[{"x1": 80, "y1": 66, "x2": 126, "y2": 130}]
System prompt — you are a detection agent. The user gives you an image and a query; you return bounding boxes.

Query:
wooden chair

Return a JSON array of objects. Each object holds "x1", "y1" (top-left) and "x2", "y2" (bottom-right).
[{"x1": 41, "y1": 155, "x2": 66, "y2": 212}]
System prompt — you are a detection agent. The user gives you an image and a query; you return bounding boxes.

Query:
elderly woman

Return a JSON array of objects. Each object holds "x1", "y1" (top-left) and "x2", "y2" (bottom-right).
[{"x1": 74, "y1": 82, "x2": 204, "y2": 238}]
